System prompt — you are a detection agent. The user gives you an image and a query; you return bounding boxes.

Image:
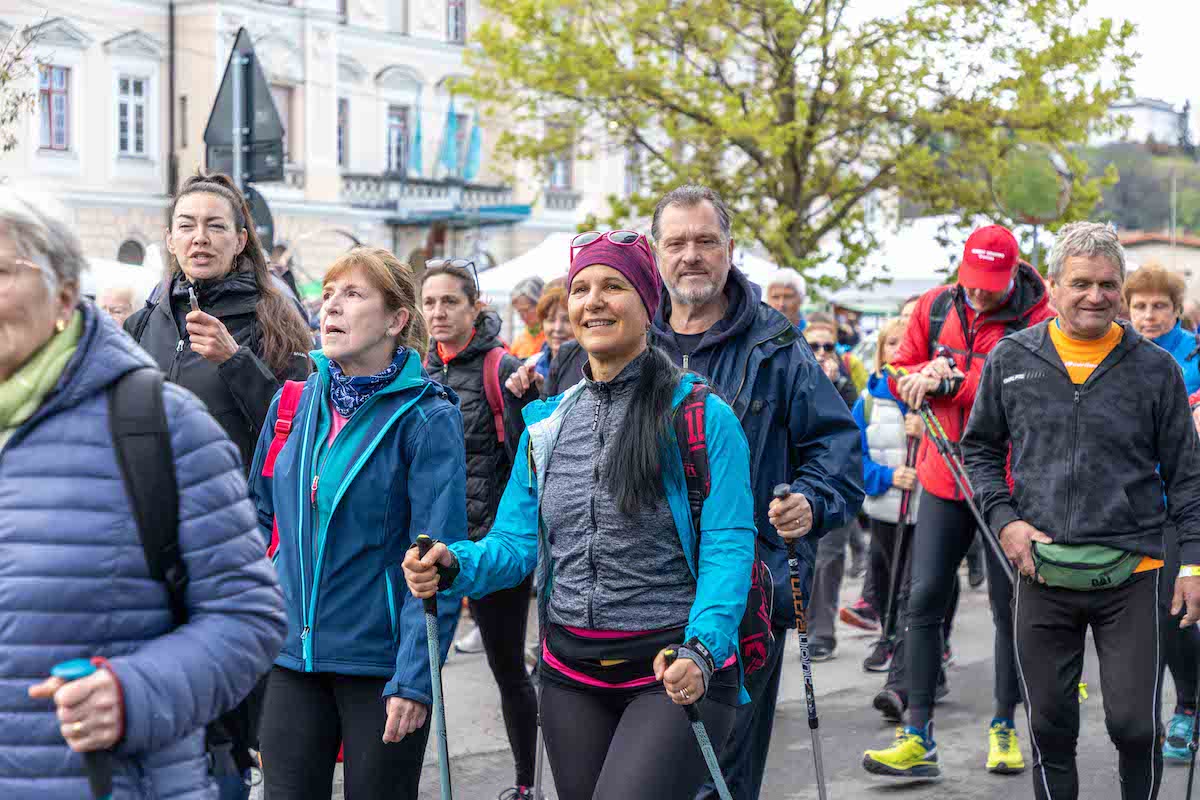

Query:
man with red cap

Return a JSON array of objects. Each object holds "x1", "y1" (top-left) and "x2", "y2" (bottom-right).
[{"x1": 862, "y1": 224, "x2": 1053, "y2": 781}]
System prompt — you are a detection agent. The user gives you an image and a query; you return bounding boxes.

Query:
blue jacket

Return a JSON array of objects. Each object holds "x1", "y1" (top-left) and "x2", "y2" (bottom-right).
[
  {"x1": 248, "y1": 349, "x2": 468, "y2": 705},
  {"x1": 852, "y1": 373, "x2": 911, "y2": 498},
  {"x1": 1153, "y1": 322, "x2": 1200, "y2": 395},
  {"x1": 652, "y1": 269, "x2": 864, "y2": 626},
  {"x1": 0, "y1": 303, "x2": 286, "y2": 800},
  {"x1": 445, "y1": 372, "x2": 757, "y2": 700}
]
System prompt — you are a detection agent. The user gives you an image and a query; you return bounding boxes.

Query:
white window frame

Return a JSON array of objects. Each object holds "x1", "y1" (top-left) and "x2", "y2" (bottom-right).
[
  {"x1": 447, "y1": 0, "x2": 466, "y2": 44},
  {"x1": 116, "y1": 75, "x2": 150, "y2": 157},
  {"x1": 39, "y1": 65, "x2": 71, "y2": 151},
  {"x1": 31, "y1": 45, "x2": 85, "y2": 176},
  {"x1": 386, "y1": 104, "x2": 410, "y2": 175},
  {"x1": 106, "y1": 47, "x2": 162, "y2": 185}
]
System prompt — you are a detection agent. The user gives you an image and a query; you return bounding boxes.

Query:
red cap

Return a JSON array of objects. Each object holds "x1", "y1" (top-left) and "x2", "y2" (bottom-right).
[{"x1": 959, "y1": 225, "x2": 1019, "y2": 292}]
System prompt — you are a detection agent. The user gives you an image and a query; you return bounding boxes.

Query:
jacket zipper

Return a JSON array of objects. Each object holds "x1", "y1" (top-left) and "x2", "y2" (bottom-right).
[
  {"x1": 384, "y1": 569, "x2": 398, "y2": 639},
  {"x1": 731, "y1": 331, "x2": 779, "y2": 411},
  {"x1": 296, "y1": 385, "x2": 320, "y2": 667},
  {"x1": 683, "y1": 353, "x2": 690, "y2": 370},
  {"x1": 1065, "y1": 389, "x2": 1080, "y2": 544},
  {"x1": 168, "y1": 340, "x2": 185, "y2": 383}
]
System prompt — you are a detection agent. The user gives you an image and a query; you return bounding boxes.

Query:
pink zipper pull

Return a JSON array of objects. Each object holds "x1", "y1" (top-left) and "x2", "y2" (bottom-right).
[{"x1": 311, "y1": 475, "x2": 319, "y2": 506}]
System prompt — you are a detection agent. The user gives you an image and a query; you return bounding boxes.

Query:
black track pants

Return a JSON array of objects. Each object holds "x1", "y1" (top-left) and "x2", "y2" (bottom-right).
[
  {"x1": 905, "y1": 493, "x2": 1019, "y2": 727},
  {"x1": 259, "y1": 667, "x2": 431, "y2": 800},
  {"x1": 541, "y1": 680, "x2": 736, "y2": 800},
  {"x1": 1014, "y1": 571, "x2": 1164, "y2": 800},
  {"x1": 470, "y1": 575, "x2": 538, "y2": 786}
]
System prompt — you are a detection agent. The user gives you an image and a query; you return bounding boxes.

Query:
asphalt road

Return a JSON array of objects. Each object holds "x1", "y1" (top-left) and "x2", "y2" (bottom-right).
[{"x1": 265, "y1": 567, "x2": 1192, "y2": 799}]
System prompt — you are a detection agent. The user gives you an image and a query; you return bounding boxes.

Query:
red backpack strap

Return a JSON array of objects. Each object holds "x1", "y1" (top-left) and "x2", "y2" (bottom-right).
[
  {"x1": 263, "y1": 380, "x2": 304, "y2": 560},
  {"x1": 674, "y1": 383, "x2": 711, "y2": 535},
  {"x1": 483, "y1": 346, "x2": 506, "y2": 444}
]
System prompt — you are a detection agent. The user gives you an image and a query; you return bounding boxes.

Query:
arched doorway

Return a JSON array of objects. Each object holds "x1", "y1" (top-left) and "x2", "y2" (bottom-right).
[{"x1": 117, "y1": 239, "x2": 145, "y2": 265}]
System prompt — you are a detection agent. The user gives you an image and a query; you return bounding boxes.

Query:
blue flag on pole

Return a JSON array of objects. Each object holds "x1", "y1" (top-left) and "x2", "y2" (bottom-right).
[
  {"x1": 462, "y1": 119, "x2": 482, "y2": 182},
  {"x1": 439, "y1": 98, "x2": 459, "y2": 178},
  {"x1": 408, "y1": 93, "x2": 423, "y2": 177}
]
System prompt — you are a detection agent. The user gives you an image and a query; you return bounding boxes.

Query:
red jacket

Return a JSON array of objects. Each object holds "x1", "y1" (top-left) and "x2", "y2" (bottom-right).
[{"x1": 891, "y1": 262, "x2": 1054, "y2": 501}]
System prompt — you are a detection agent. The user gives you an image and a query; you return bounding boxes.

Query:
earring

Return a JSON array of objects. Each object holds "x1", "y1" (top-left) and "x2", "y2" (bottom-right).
[{"x1": 55, "y1": 319, "x2": 67, "y2": 333}]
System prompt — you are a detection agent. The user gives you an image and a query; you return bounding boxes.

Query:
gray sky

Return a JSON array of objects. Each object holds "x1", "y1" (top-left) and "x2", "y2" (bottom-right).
[{"x1": 1086, "y1": 0, "x2": 1200, "y2": 135}]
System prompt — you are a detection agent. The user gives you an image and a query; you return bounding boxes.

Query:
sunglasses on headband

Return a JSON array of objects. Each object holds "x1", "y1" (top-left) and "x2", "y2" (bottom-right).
[
  {"x1": 570, "y1": 230, "x2": 653, "y2": 266},
  {"x1": 425, "y1": 257, "x2": 480, "y2": 293}
]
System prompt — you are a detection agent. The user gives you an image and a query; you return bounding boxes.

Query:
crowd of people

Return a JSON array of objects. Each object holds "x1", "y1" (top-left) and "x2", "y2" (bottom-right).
[{"x1": 2, "y1": 172, "x2": 1200, "y2": 800}]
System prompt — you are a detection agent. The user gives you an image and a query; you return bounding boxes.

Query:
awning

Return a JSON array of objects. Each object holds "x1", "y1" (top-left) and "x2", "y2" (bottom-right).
[{"x1": 386, "y1": 204, "x2": 532, "y2": 228}]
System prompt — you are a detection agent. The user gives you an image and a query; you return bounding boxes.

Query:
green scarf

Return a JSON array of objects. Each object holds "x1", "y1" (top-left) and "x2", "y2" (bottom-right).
[{"x1": 0, "y1": 311, "x2": 83, "y2": 443}]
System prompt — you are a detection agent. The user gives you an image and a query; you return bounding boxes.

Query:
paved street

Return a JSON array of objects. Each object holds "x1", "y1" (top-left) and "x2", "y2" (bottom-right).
[{"x1": 297, "y1": 567, "x2": 1191, "y2": 799}]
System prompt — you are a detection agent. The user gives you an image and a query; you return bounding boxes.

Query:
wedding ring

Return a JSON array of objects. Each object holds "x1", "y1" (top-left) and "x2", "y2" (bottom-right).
[
  {"x1": 69, "y1": 721, "x2": 85, "y2": 735},
  {"x1": 681, "y1": 688, "x2": 690, "y2": 701}
]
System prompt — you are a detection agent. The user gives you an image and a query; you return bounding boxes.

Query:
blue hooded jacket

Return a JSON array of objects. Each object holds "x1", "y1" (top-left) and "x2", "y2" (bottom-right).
[
  {"x1": 0, "y1": 304, "x2": 286, "y2": 800},
  {"x1": 651, "y1": 269, "x2": 864, "y2": 627},
  {"x1": 1152, "y1": 322, "x2": 1200, "y2": 395},
  {"x1": 852, "y1": 372, "x2": 911, "y2": 498},
  {"x1": 248, "y1": 349, "x2": 468, "y2": 705},
  {"x1": 444, "y1": 372, "x2": 757, "y2": 700}
]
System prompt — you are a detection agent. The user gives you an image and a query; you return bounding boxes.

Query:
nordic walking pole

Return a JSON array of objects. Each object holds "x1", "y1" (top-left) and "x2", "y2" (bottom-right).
[
  {"x1": 50, "y1": 659, "x2": 113, "y2": 800},
  {"x1": 879, "y1": 434, "x2": 919, "y2": 645},
  {"x1": 662, "y1": 650, "x2": 734, "y2": 800},
  {"x1": 774, "y1": 484, "x2": 829, "y2": 800},
  {"x1": 416, "y1": 535, "x2": 453, "y2": 800}
]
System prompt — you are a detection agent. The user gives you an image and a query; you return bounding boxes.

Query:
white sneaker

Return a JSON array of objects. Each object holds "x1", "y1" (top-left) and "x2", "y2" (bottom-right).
[{"x1": 454, "y1": 626, "x2": 484, "y2": 654}]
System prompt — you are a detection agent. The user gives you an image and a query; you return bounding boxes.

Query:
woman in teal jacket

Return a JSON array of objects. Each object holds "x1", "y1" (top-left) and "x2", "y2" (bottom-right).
[
  {"x1": 249, "y1": 248, "x2": 468, "y2": 800},
  {"x1": 404, "y1": 232, "x2": 756, "y2": 800}
]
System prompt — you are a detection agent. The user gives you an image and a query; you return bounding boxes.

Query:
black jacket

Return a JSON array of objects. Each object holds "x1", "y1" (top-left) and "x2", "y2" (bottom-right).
[
  {"x1": 962, "y1": 320, "x2": 1200, "y2": 565},
  {"x1": 502, "y1": 338, "x2": 589, "y2": 461},
  {"x1": 425, "y1": 311, "x2": 521, "y2": 541},
  {"x1": 125, "y1": 272, "x2": 311, "y2": 471}
]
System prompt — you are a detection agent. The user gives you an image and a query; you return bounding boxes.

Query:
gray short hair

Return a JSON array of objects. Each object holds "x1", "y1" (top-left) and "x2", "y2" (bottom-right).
[
  {"x1": 511, "y1": 275, "x2": 544, "y2": 303},
  {"x1": 0, "y1": 189, "x2": 87, "y2": 293},
  {"x1": 1048, "y1": 222, "x2": 1126, "y2": 280},
  {"x1": 765, "y1": 269, "x2": 806, "y2": 298},
  {"x1": 651, "y1": 185, "x2": 733, "y2": 242}
]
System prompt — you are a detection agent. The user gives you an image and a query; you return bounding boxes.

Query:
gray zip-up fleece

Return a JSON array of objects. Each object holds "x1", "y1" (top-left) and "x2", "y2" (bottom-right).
[
  {"x1": 962, "y1": 320, "x2": 1200, "y2": 566},
  {"x1": 540, "y1": 351, "x2": 696, "y2": 630}
]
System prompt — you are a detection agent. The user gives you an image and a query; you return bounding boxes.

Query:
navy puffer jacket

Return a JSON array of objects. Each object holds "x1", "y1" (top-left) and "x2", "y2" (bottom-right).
[{"x1": 0, "y1": 303, "x2": 286, "y2": 799}]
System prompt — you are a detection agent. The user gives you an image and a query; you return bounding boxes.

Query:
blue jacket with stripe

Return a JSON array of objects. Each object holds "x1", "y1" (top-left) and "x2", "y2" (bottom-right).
[
  {"x1": 444, "y1": 371, "x2": 757, "y2": 701},
  {"x1": 248, "y1": 349, "x2": 468, "y2": 704}
]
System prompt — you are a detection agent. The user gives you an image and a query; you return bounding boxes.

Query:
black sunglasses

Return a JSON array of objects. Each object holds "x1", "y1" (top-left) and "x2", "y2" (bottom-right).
[
  {"x1": 426, "y1": 257, "x2": 480, "y2": 294},
  {"x1": 810, "y1": 342, "x2": 838, "y2": 353}
]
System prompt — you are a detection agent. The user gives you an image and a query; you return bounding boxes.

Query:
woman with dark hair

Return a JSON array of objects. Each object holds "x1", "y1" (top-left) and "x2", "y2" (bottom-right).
[
  {"x1": 420, "y1": 259, "x2": 537, "y2": 799},
  {"x1": 126, "y1": 171, "x2": 313, "y2": 469},
  {"x1": 403, "y1": 232, "x2": 757, "y2": 799},
  {"x1": 249, "y1": 247, "x2": 467, "y2": 800}
]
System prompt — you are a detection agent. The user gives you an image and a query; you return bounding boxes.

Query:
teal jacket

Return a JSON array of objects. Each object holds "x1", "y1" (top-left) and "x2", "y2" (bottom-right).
[
  {"x1": 249, "y1": 349, "x2": 468, "y2": 705},
  {"x1": 444, "y1": 372, "x2": 757, "y2": 701}
]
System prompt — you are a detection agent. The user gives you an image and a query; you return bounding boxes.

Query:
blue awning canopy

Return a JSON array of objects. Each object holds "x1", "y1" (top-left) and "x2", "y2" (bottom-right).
[{"x1": 385, "y1": 203, "x2": 532, "y2": 228}]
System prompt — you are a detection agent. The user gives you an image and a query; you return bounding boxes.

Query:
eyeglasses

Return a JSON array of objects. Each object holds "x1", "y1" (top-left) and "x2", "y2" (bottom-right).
[
  {"x1": 809, "y1": 342, "x2": 838, "y2": 354},
  {"x1": 570, "y1": 230, "x2": 653, "y2": 266},
  {"x1": 426, "y1": 257, "x2": 480, "y2": 294},
  {"x1": 0, "y1": 258, "x2": 44, "y2": 293}
]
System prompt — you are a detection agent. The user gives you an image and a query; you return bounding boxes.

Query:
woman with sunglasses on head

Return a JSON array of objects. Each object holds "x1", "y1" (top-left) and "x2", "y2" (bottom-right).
[
  {"x1": 419, "y1": 258, "x2": 537, "y2": 800},
  {"x1": 404, "y1": 231, "x2": 757, "y2": 800},
  {"x1": 248, "y1": 248, "x2": 468, "y2": 800}
]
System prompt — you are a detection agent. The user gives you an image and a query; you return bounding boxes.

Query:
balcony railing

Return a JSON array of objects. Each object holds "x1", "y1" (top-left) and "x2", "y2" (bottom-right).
[
  {"x1": 545, "y1": 187, "x2": 581, "y2": 212},
  {"x1": 341, "y1": 174, "x2": 512, "y2": 212}
]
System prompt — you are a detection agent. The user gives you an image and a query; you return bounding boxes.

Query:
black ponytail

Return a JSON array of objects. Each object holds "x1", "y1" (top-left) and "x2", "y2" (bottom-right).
[{"x1": 606, "y1": 346, "x2": 684, "y2": 516}]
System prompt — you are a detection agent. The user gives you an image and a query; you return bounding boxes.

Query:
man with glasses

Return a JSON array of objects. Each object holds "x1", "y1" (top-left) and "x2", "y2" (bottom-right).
[{"x1": 648, "y1": 185, "x2": 864, "y2": 800}]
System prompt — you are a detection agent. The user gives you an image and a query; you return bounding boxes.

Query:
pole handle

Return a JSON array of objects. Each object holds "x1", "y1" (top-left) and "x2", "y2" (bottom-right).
[
  {"x1": 662, "y1": 649, "x2": 701, "y2": 722},
  {"x1": 416, "y1": 535, "x2": 437, "y2": 615},
  {"x1": 50, "y1": 660, "x2": 113, "y2": 800}
]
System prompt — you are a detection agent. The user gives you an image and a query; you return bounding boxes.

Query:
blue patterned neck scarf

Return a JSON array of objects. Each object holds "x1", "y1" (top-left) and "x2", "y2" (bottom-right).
[{"x1": 328, "y1": 348, "x2": 407, "y2": 418}]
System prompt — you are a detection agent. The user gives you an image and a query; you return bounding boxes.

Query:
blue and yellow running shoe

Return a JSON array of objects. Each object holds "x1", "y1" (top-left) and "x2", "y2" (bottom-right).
[{"x1": 863, "y1": 724, "x2": 941, "y2": 780}]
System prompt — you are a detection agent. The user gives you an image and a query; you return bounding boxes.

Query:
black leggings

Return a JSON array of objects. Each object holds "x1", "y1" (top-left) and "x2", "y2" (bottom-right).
[
  {"x1": 540, "y1": 680, "x2": 736, "y2": 800},
  {"x1": 258, "y1": 666, "x2": 431, "y2": 800},
  {"x1": 470, "y1": 575, "x2": 538, "y2": 786},
  {"x1": 905, "y1": 493, "x2": 1019, "y2": 728},
  {"x1": 1015, "y1": 571, "x2": 1163, "y2": 800}
]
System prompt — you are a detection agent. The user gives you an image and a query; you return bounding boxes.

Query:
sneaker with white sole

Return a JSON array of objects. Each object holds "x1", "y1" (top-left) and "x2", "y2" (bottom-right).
[{"x1": 454, "y1": 626, "x2": 485, "y2": 654}]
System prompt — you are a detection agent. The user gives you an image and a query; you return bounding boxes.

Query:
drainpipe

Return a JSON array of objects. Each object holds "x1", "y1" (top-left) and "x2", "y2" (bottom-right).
[{"x1": 167, "y1": 1, "x2": 178, "y2": 206}]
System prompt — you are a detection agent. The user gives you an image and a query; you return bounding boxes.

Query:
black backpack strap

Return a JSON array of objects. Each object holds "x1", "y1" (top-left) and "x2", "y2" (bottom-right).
[
  {"x1": 926, "y1": 288, "x2": 957, "y2": 360},
  {"x1": 109, "y1": 368, "x2": 187, "y2": 627},
  {"x1": 674, "y1": 383, "x2": 712, "y2": 537}
]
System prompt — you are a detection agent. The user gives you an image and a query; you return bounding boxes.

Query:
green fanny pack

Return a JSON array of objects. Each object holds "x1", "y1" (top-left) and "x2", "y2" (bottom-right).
[{"x1": 1032, "y1": 542, "x2": 1141, "y2": 591}]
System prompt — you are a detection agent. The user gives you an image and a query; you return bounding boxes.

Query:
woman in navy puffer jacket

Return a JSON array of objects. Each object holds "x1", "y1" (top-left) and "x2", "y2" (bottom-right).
[{"x1": 0, "y1": 190, "x2": 286, "y2": 799}]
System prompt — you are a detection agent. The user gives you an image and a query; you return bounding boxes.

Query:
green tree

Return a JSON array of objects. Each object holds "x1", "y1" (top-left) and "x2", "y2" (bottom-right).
[
  {"x1": 0, "y1": 26, "x2": 39, "y2": 155},
  {"x1": 464, "y1": 0, "x2": 1134, "y2": 286}
]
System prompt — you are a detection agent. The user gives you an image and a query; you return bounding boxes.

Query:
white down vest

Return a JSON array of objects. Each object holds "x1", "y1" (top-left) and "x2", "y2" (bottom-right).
[{"x1": 861, "y1": 391, "x2": 921, "y2": 524}]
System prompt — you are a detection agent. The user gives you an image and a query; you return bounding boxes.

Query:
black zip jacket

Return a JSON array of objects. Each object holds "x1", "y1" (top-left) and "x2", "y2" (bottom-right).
[
  {"x1": 425, "y1": 310, "x2": 521, "y2": 540},
  {"x1": 961, "y1": 320, "x2": 1200, "y2": 565},
  {"x1": 125, "y1": 272, "x2": 311, "y2": 471}
]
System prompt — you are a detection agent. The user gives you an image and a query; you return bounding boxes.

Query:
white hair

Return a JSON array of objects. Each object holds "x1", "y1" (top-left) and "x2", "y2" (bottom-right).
[
  {"x1": 1048, "y1": 222, "x2": 1126, "y2": 280},
  {"x1": 765, "y1": 269, "x2": 806, "y2": 298},
  {"x1": 0, "y1": 188, "x2": 87, "y2": 293}
]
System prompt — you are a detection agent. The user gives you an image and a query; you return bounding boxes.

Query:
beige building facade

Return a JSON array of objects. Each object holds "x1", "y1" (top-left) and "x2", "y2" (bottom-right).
[{"x1": 1, "y1": 0, "x2": 627, "y2": 295}]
